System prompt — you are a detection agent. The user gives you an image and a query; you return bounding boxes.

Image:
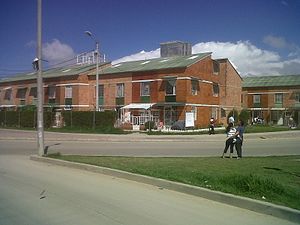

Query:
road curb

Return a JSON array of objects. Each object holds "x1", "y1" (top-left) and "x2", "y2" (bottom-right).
[{"x1": 30, "y1": 155, "x2": 300, "y2": 224}]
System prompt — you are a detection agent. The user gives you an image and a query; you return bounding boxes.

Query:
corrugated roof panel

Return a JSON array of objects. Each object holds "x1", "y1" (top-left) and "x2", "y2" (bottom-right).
[
  {"x1": 242, "y1": 75, "x2": 300, "y2": 88},
  {"x1": 0, "y1": 63, "x2": 104, "y2": 83},
  {"x1": 97, "y1": 52, "x2": 211, "y2": 75}
]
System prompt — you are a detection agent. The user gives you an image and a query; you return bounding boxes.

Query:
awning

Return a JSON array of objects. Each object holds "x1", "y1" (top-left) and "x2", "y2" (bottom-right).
[{"x1": 121, "y1": 103, "x2": 155, "y2": 110}]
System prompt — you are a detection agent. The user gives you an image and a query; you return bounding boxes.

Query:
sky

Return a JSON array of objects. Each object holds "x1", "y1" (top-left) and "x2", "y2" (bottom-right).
[{"x1": 0, "y1": 0, "x2": 300, "y2": 78}]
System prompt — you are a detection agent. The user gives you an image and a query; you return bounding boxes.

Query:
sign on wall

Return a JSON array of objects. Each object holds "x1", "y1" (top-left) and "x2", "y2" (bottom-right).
[{"x1": 185, "y1": 112, "x2": 195, "y2": 127}]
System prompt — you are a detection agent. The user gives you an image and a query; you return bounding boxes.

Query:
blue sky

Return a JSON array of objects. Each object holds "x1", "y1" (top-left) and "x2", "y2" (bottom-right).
[{"x1": 0, "y1": 0, "x2": 299, "y2": 77}]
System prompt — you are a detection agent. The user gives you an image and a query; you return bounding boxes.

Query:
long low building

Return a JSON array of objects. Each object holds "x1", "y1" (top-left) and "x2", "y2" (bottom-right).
[
  {"x1": 0, "y1": 52, "x2": 242, "y2": 130},
  {"x1": 242, "y1": 75, "x2": 300, "y2": 126}
]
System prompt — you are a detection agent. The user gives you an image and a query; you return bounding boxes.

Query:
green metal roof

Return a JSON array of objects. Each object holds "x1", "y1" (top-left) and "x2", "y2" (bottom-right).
[
  {"x1": 95, "y1": 52, "x2": 211, "y2": 75},
  {"x1": 0, "y1": 63, "x2": 102, "y2": 84},
  {"x1": 242, "y1": 75, "x2": 300, "y2": 88}
]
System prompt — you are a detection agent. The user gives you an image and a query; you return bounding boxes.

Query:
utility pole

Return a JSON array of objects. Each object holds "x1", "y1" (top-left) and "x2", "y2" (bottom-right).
[
  {"x1": 37, "y1": 0, "x2": 44, "y2": 156},
  {"x1": 95, "y1": 41, "x2": 99, "y2": 112},
  {"x1": 85, "y1": 31, "x2": 99, "y2": 112}
]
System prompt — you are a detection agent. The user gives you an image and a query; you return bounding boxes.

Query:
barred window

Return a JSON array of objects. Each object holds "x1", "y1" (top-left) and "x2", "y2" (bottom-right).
[
  {"x1": 212, "y1": 83, "x2": 219, "y2": 96},
  {"x1": 191, "y1": 80, "x2": 199, "y2": 95},
  {"x1": 140, "y1": 82, "x2": 150, "y2": 96},
  {"x1": 165, "y1": 79, "x2": 176, "y2": 95},
  {"x1": 116, "y1": 83, "x2": 124, "y2": 97},
  {"x1": 65, "y1": 86, "x2": 72, "y2": 98},
  {"x1": 253, "y1": 94, "x2": 261, "y2": 103},
  {"x1": 275, "y1": 93, "x2": 283, "y2": 104}
]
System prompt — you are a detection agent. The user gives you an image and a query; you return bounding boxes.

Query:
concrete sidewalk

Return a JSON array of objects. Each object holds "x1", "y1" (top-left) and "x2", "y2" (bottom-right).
[{"x1": 30, "y1": 155, "x2": 300, "y2": 224}]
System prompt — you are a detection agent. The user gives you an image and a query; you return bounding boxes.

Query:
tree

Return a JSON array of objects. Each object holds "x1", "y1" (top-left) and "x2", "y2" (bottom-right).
[{"x1": 239, "y1": 109, "x2": 250, "y2": 125}]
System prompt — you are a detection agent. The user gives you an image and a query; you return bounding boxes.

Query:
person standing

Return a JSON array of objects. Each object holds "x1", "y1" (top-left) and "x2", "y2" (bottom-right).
[
  {"x1": 235, "y1": 120, "x2": 245, "y2": 159},
  {"x1": 209, "y1": 117, "x2": 215, "y2": 135},
  {"x1": 228, "y1": 116, "x2": 235, "y2": 125},
  {"x1": 222, "y1": 122, "x2": 236, "y2": 158}
]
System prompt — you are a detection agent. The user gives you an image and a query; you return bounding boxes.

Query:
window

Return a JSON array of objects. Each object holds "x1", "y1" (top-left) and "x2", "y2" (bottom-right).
[
  {"x1": 212, "y1": 83, "x2": 219, "y2": 97},
  {"x1": 253, "y1": 94, "x2": 261, "y2": 103},
  {"x1": 29, "y1": 87, "x2": 37, "y2": 98},
  {"x1": 165, "y1": 79, "x2": 176, "y2": 95},
  {"x1": 16, "y1": 88, "x2": 27, "y2": 99},
  {"x1": 4, "y1": 88, "x2": 12, "y2": 100},
  {"x1": 65, "y1": 86, "x2": 72, "y2": 99},
  {"x1": 211, "y1": 107, "x2": 218, "y2": 120},
  {"x1": 275, "y1": 93, "x2": 283, "y2": 104},
  {"x1": 65, "y1": 86, "x2": 72, "y2": 106},
  {"x1": 295, "y1": 93, "x2": 300, "y2": 103},
  {"x1": 191, "y1": 106, "x2": 197, "y2": 121},
  {"x1": 98, "y1": 84, "x2": 104, "y2": 97},
  {"x1": 213, "y1": 61, "x2": 220, "y2": 74},
  {"x1": 48, "y1": 86, "x2": 56, "y2": 99},
  {"x1": 140, "y1": 82, "x2": 150, "y2": 96},
  {"x1": 191, "y1": 80, "x2": 198, "y2": 96},
  {"x1": 116, "y1": 83, "x2": 124, "y2": 97}
]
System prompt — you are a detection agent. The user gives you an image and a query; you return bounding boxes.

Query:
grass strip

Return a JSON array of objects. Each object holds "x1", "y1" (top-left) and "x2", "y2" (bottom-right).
[{"x1": 47, "y1": 154, "x2": 300, "y2": 210}]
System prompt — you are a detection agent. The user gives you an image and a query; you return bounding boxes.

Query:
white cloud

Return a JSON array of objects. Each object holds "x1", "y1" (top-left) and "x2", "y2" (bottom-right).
[
  {"x1": 112, "y1": 49, "x2": 160, "y2": 65},
  {"x1": 263, "y1": 35, "x2": 288, "y2": 49},
  {"x1": 113, "y1": 41, "x2": 300, "y2": 76},
  {"x1": 42, "y1": 39, "x2": 76, "y2": 65}
]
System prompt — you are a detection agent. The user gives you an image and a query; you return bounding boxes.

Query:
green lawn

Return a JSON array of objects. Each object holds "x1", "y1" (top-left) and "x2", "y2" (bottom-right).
[{"x1": 47, "y1": 154, "x2": 300, "y2": 210}]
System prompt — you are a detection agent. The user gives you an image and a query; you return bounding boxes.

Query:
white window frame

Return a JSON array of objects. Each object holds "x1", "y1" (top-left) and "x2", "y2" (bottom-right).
[
  {"x1": 4, "y1": 88, "x2": 12, "y2": 100},
  {"x1": 274, "y1": 93, "x2": 283, "y2": 104},
  {"x1": 191, "y1": 80, "x2": 198, "y2": 96},
  {"x1": 253, "y1": 94, "x2": 261, "y2": 104},
  {"x1": 116, "y1": 83, "x2": 124, "y2": 98},
  {"x1": 295, "y1": 93, "x2": 300, "y2": 103},
  {"x1": 212, "y1": 83, "x2": 219, "y2": 97},
  {"x1": 48, "y1": 85, "x2": 56, "y2": 99},
  {"x1": 165, "y1": 79, "x2": 176, "y2": 96},
  {"x1": 140, "y1": 82, "x2": 150, "y2": 96},
  {"x1": 65, "y1": 86, "x2": 72, "y2": 99},
  {"x1": 211, "y1": 107, "x2": 218, "y2": 120}
]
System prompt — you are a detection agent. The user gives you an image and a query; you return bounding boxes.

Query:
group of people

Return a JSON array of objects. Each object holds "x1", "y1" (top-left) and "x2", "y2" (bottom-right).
[{"x1": 221, "y1": 117, "x2": 245, "y2": 159}]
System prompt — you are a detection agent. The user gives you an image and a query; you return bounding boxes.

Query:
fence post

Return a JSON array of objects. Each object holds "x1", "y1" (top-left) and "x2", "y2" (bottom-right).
[
  {"x1": 93, "y1": 110, "x2": 96, "y2": 130},
  {"x1": 4, "y1": 110, "x2": 7, "y2": 127},
  {"x1": 18, "y1": 111, "x2": 21, "y2": 128},
  {"x1": 70, "y1": 110, "x2": 73, "y2": 128}
]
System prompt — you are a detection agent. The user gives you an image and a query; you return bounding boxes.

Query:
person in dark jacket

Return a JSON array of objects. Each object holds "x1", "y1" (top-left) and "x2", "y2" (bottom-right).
[
  {"x1": 209, "y1": 117, "x2": 215, "y2": 135},
  {"x1": 235, "y1": 120, "x2": 245, "y2": 159}
]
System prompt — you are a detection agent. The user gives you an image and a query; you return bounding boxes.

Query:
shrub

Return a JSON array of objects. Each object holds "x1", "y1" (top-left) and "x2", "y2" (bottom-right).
[
  {"x1": 239, "y1": 109, "x2": 250, "y2": 125},
  {"x1": 144, "y1": 121, "x2": 155, "y2": 131}
]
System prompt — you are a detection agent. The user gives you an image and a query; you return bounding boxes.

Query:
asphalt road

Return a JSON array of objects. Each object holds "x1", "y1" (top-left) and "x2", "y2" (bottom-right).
[
  {"x1": 0, "y1": 129, "x2": 299, "y2": 224},
  {"x1": 0, "y1": 129, "x2": 300, "y2": 157},
  {"x1": 0, "y1": 155, "x2": 298, "y2": 225}
]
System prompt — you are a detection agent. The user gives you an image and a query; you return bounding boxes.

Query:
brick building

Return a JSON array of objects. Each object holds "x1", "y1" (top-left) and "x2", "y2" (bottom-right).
[
  {"x1": 0, "y1": 63, "x2": 109, "y2": 111},
  {"x1": 0, "y1": 52, "x2": 242, "y2": 130},
  {"x1": 89, "y1": 53, "x2": 242, "y2": 129},
  {"x1": 242, "y1": 75, "x2": 300, "y2": 126}
]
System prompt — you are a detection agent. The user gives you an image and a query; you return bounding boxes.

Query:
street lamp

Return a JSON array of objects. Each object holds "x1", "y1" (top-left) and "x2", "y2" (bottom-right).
[{"x1": 85, "y1": 31, "x2": 99, "y2": 112}]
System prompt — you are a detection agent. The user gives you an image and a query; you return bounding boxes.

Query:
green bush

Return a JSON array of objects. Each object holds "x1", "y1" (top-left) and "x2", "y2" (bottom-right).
[
  {"x1": 239, "y1": 109, "x2": 250, "y2": 125},
  {"x1": 144, "y1": 121, "x2": 155, "y2": 131},
  {"x1": 62, "y1": 111, "x2": 117, "y2": 129},
  {"x1": 20, "y1": 111, "x2": 35, "y2": 128}
]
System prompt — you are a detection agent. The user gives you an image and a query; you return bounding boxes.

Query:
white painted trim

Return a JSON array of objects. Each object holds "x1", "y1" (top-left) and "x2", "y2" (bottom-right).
[
  {"x1": 132, "y1": 79, "x2": 155, "y2": 83},
  {"x1": 247, "y1": 91, "x2": 290, "y2": 95},
  {"x1": 57, "y1": 105, "x2": 90, "y2": 107},
  {"x1": 56, "y1": 83, "x2": 89, "y2": 87},
  {"x1": 0, "y1": 105, "x2": 16, "y2": 107},
  {"x1": 186, "y1": 103, "x2": 220, "y2": 108},
  {"x1": 200, "y1": 80, "x2": 213, "y2": 84}
]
